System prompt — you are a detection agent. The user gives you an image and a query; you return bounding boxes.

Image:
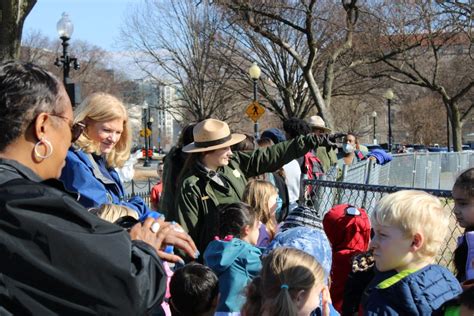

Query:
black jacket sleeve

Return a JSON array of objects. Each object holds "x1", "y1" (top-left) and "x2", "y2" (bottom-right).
[{"x1": 0, "y1": 178, "x2": 166, "y2": 315}]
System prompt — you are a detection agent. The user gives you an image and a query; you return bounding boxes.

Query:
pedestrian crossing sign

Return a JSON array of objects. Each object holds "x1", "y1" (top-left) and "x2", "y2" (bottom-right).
[
  {"x1": 246, "y1": 101, "x2": 265, "y2": 122},
  {"x1": 140, "y1": 128, "x2": 152, "y2": 137}
]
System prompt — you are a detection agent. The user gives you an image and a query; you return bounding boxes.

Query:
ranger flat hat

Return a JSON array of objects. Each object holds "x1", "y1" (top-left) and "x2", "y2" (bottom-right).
[{"x1": 182, "y1": 119, "x2": 246, "y2": 153}]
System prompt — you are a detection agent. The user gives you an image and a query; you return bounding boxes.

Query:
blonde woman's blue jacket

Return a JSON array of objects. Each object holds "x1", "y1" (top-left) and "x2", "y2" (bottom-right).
[{"x1": 60, "y1": 148, "x2": 151, "y2": 218}]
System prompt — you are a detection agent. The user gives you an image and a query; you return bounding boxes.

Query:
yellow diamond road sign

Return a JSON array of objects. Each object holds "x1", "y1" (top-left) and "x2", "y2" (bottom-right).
[
  {"x1": 246, "y1": 101, "x2": 265, "y2": 123},
  {"x1": 140, "y1": 128, "x2": 152, "y2": 137}
]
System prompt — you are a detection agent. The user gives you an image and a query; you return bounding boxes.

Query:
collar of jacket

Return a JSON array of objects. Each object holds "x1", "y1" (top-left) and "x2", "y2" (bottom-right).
[
  {"x1": 187, "y1": 161, "x2": 224, "y2": 204},
  {"x1": 377, "y1": 268, "x2": 419, "y2": 289},
  {"x1": 0, "y1": 158, "x2": 79, "y2": 199},
  {"x1": 71, "y1": 148, "x2": 117, "y2": 185},
  {"x1": 0, "y1": 157, "x2": 44, "y2": 184},
  {"x1": 194, "y1": 159, "x2": 222, "y2": 180}
]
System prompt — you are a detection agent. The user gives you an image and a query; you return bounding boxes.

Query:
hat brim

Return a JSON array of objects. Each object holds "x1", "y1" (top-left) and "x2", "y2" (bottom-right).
[
  {"x1": 310, "y1": 125, "x2": 332, "y2": 133},
  {"x1": 182, "y1": 133, "x2": 247, "y2": 153}
]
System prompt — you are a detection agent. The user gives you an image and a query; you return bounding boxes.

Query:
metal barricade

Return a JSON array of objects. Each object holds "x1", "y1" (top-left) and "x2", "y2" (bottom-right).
[
  {"x1": 301, "y1": 179, "x2": 463, "y2": 268},
  {"x1": 341, "y1": 152, "x2": 473, "y2": 190}
]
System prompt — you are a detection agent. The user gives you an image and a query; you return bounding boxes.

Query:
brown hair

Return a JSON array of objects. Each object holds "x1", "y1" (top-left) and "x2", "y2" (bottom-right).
[{"x1": 242, "y1": 248, "x2": 324, "y2": 316}]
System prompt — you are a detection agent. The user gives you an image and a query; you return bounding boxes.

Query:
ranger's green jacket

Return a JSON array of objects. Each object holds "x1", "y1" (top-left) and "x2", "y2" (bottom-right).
[{"x1": 171, "y1": 134, "x2": 323, "y2": 257}]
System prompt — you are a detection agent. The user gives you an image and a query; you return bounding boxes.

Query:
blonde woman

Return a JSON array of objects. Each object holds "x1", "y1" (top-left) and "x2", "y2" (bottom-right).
[
  {"x1": 243, "y1": 179, "x2": 279, "y2": 247},
  {"x1": 242, "y1": 247, "x2": 330, "y2": 316},
  {"x1": 60, "y1": 92, "x2": 152, "y2": 218}
]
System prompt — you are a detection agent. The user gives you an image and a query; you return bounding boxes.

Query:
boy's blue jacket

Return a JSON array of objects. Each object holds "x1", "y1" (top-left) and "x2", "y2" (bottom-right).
[
  {"x1": 363, "y1": 264, "x2": 462, "y2": 315},
  {"x1": 60, "y1": 148, "x2": 151, "y2": 218},
  {"x1": 204, "y1": 238, "x2": 262, "y2": 313}
]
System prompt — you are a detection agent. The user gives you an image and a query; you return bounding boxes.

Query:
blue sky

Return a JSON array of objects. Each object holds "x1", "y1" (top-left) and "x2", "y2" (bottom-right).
[{"x1": 24, "y1": 0, "x2": 134, "y2": 51}]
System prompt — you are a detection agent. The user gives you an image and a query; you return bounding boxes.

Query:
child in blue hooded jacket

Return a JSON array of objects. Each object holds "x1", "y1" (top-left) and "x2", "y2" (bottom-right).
[{"x1": 204, "y1": 202, "x2": 262, "y2": 315}]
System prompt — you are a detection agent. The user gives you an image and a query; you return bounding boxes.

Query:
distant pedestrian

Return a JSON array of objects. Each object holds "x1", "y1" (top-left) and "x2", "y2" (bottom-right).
[
  {"x1": 282, "y1": 118, "x2": 310, "y2": 211},
  {"x1": 151, "y1": 161, "x2": 164, "y2": 210},
  {"x1": 337, "y1": 133, "x2": 366, "y2": 167}
]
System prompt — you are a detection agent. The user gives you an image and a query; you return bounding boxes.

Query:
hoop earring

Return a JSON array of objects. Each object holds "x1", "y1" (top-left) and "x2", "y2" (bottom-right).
[{"x1": 34, "y1": 137, "x2": 54, "y2": 159}]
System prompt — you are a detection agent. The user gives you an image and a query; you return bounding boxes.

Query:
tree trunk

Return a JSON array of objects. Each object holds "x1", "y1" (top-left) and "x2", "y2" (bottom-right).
[
  {"x1": 450, "y1": 104, "x2": 463, "y2": 152},
  {"x1": 305, "y1": 69, "x2": 335, "y2": 128},
  {"x1": 0, "y1": 0, "x2": 37, "y2": 60}
]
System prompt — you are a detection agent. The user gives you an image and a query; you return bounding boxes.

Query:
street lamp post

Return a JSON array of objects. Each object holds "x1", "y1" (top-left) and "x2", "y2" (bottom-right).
[
  {"x1": 248, "y1": 62, "x2": 261, "y2": 141},
  {"x1": 148, "y1": 116, "x2": 154, "y2": 158},
  {"x1": 384, "y1": 89, "x2": 395, "y2": 152},
  {"x1": 54, "y1": 12, "x2": 80, "y2": 106},
  {"x1": 372, "y1": 111, "x2": 377, "y2": 144},
  {"x1": 143, "y1": 101, "x2": 151, "y2": 167}
]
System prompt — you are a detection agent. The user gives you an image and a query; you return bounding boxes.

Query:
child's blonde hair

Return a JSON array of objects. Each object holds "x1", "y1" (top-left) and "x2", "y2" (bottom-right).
[
  {"x1": 73, "y1": 92, "x2": 131, "y2": 168},
  {"x1": 242, "y1": 247, "x2": 324, "y2": 316},
  {"x1": 242, "y1": 179, "x2": 278, "y2": 239},
  {"x1": 91, "y1": 204, "x2": 138, "y2": 223},
  {"x1": 371, "y1": 190, "x2": 448, "y2": 258}
]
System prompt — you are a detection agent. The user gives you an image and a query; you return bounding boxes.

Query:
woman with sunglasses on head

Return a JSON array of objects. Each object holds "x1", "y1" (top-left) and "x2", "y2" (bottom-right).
[
  {"x1": 0, "y1": 61, "x2": 198, "y2": 314},
  {"x1": 60, "y1": 92, "x2": 154, "y2": 219}
]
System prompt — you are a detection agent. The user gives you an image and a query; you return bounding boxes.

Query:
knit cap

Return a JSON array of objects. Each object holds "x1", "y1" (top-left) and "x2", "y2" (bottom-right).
[{"x1": 280, "y1": 205, "x2": 323, "y2": 232}]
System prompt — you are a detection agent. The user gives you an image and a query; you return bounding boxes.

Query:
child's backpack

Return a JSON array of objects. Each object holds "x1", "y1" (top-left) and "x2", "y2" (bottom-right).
[{"x1": 301, "y1": 151, "x2": 325, "y2": 180}]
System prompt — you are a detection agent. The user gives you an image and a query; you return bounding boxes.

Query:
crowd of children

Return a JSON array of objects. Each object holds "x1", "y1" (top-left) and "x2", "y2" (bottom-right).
[
  {"x1": 158, "y1": 166, "x2": 474, "y2": 316},
  {"x1": 126, "y1": 117, "x2": 474, "y2": 315}
]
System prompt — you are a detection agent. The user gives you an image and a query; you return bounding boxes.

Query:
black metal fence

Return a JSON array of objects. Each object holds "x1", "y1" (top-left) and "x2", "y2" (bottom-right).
[
  {"x1": 123, "y1": 179, "x2": 156, "y2": 207},
  {"x1": 122, "y1": 176, "x2": 462, "y2": 268},
  {"x1": 300, "y1": 179, "x2": 462, "y2": 268}
]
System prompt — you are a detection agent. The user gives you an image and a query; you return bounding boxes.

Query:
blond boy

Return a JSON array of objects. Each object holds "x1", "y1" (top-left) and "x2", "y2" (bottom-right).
[{"x1": 363, "y1": 190, "x2": 462, "y2": 315}]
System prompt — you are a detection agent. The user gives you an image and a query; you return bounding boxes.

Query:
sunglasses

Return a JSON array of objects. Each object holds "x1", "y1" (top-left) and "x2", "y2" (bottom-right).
[
  {"x1": 114, "y1": 215, "x2": 139, "y2": 231},
  {"x1": 50, "y1": 114, "x2": 86, "y2": 142}
]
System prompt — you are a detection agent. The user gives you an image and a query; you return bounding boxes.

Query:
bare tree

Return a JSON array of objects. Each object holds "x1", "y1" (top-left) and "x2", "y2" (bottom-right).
[
  {"x1": 401, "y1": 95, "x2": 446, "y2": 145},
  {"x1": 20, "y1": 30, "x2": 133, "y2": 102},
  {"x1": 214, "y1": 0, "x2": 363, "y2": 128},
  {"x1": 120, "y1": 0, "x2": 245, "y2": 123},
  {"x1": 20, "y1": 29, "x2": 53, "y2": 63},
  {"x1": 0, "y1": 0, "x2": 36, "y2": 60},
  {"x1": 219, "y1": 15, "x2": 317, "y2": 120},
  {"x1": 352, "y1": 1, "x2": 473, "y2": 151}
]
